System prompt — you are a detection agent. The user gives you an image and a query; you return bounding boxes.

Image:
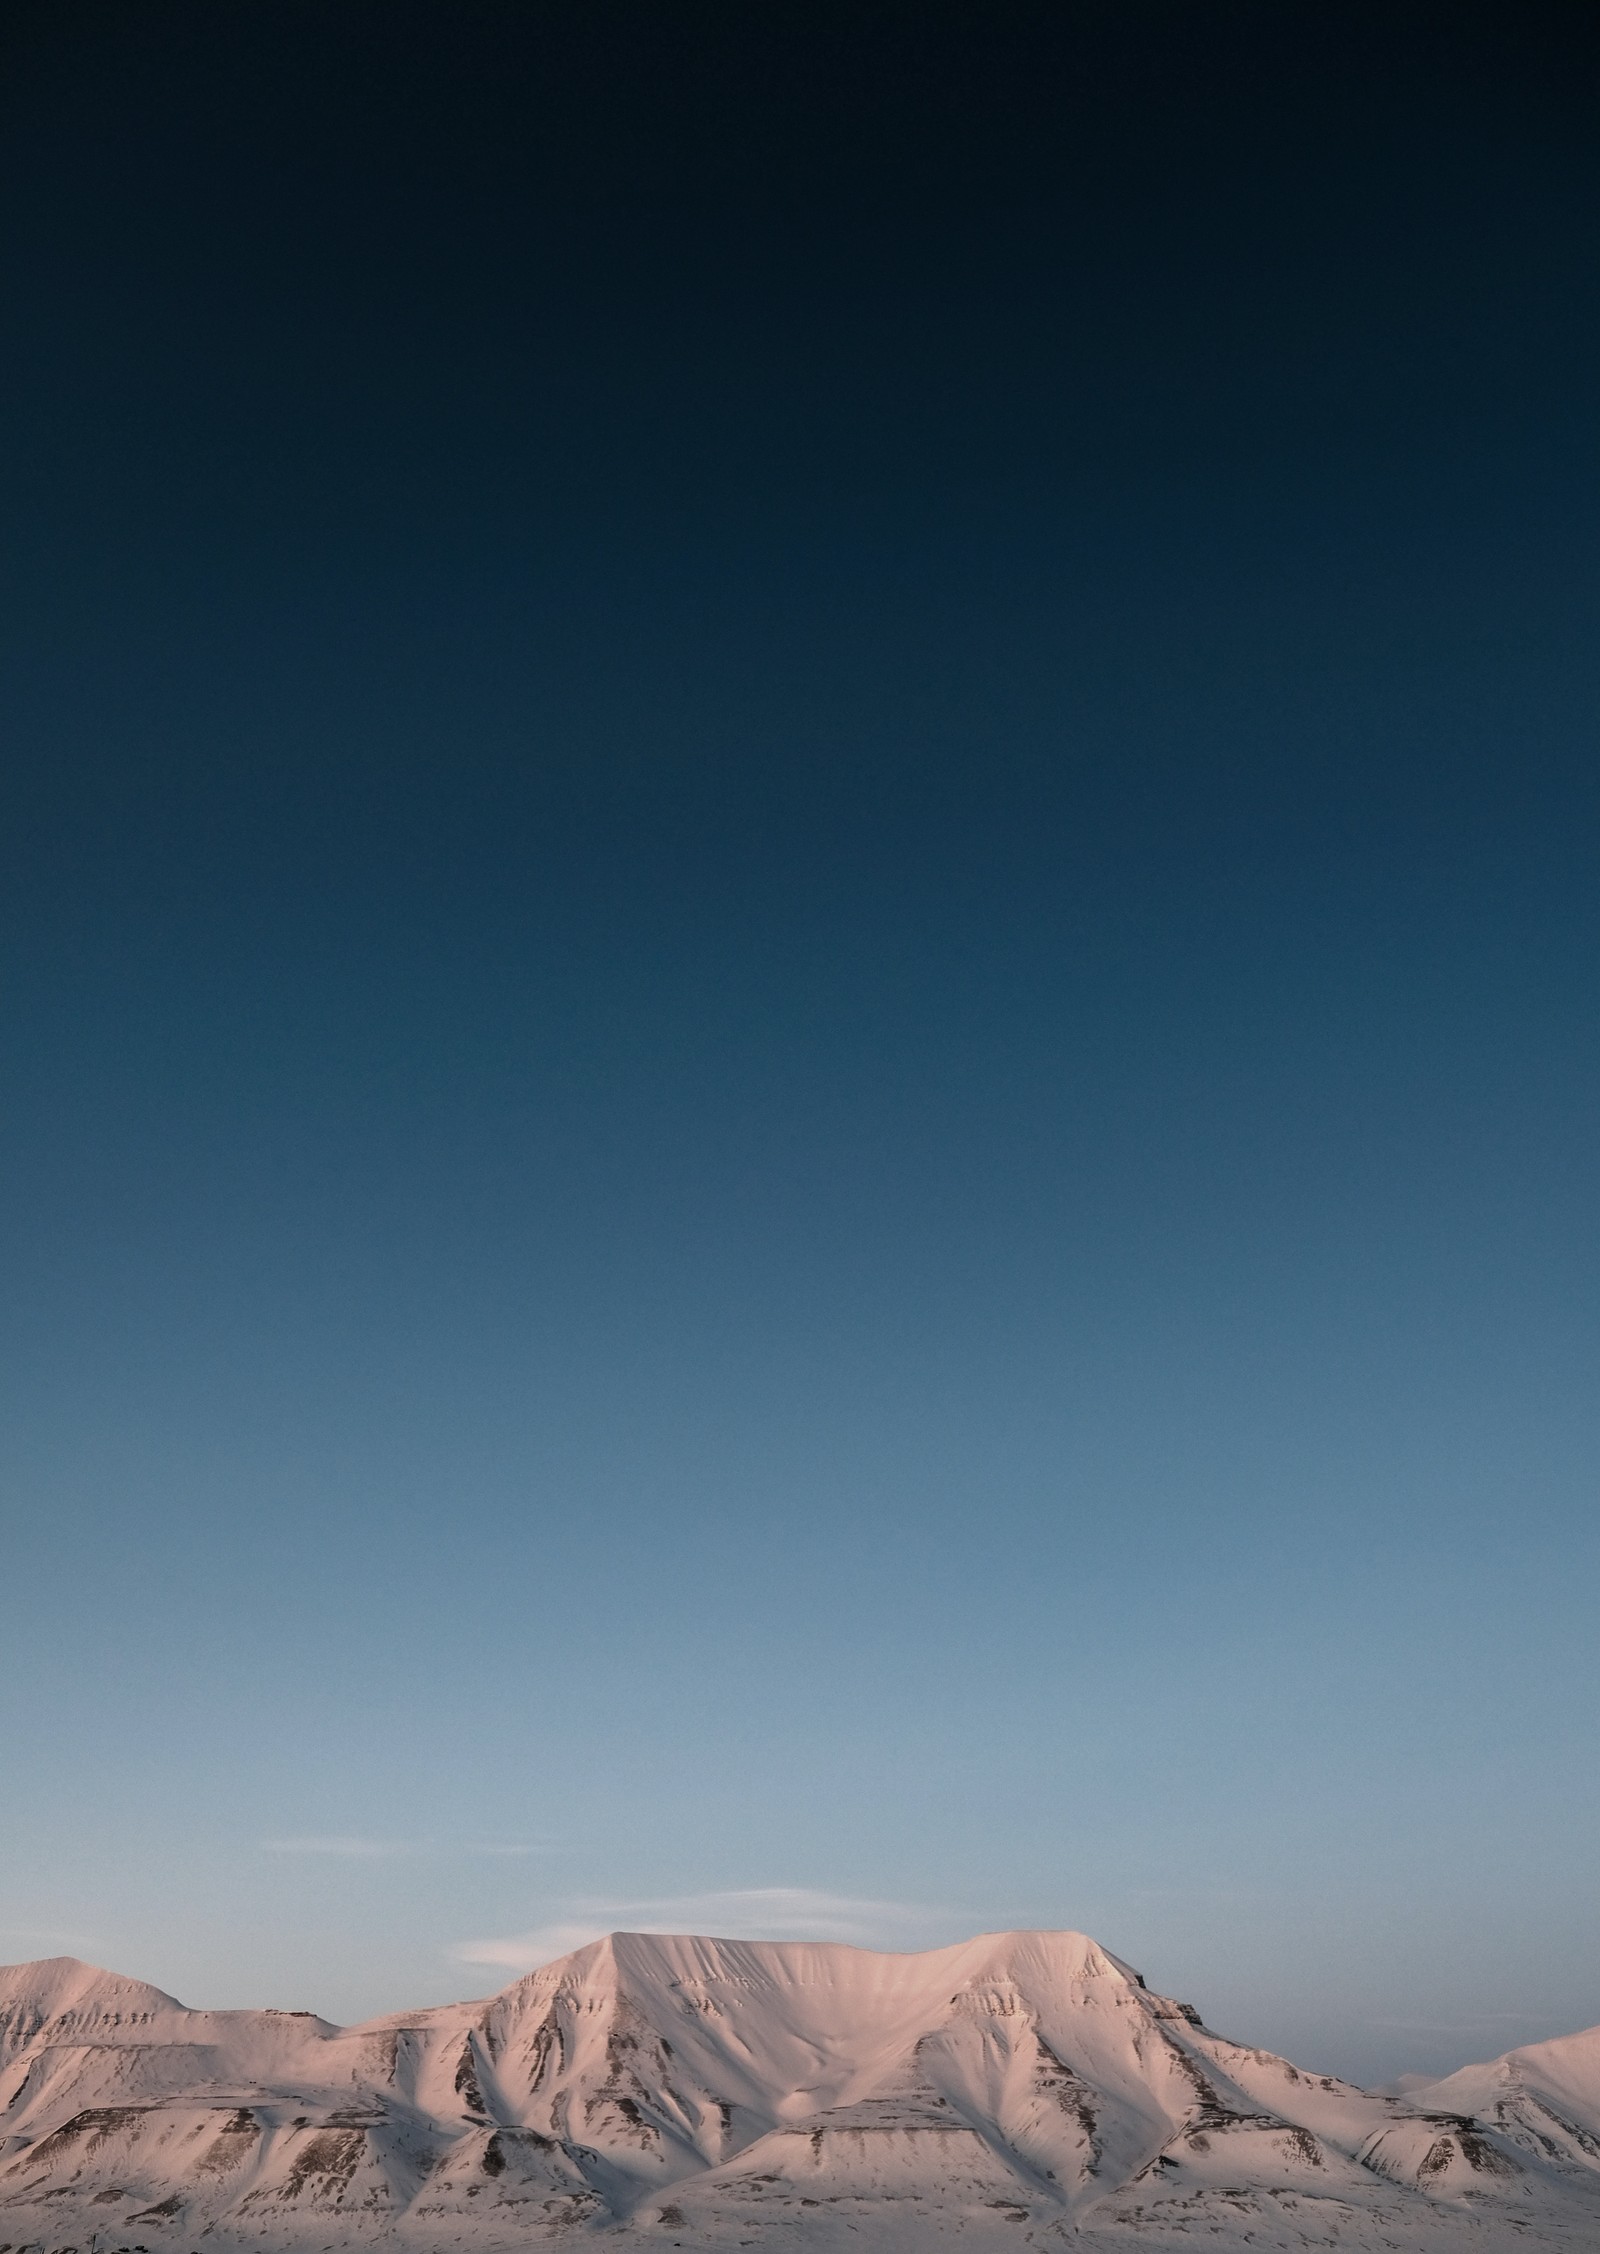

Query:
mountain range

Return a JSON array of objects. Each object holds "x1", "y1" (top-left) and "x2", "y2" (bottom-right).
[{"x1": 3, "y1": 1930, "x2": 1598, "y2": 2251}]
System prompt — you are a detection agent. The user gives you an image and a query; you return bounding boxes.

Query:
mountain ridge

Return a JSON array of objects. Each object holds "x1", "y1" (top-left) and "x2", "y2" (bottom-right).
[{"x1": 2, "y1": 1928, "x2": 1597, "y2": 2251}]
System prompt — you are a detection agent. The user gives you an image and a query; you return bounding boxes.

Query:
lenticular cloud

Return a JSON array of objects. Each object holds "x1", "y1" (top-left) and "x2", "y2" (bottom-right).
[{"x1": 452, "y1": 1885, "x2": 945, "y2": 1967}]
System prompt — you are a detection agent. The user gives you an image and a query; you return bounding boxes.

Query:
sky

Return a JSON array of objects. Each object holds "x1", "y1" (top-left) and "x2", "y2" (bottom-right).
[{"x1": 1, "y1": 0, "x2": 1597, "y2": 2089}]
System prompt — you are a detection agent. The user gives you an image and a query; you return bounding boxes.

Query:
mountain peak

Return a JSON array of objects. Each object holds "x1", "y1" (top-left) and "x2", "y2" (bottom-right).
[
  {"x1": 0, "y1": 1952, "x2": 181, "y2": 2017},
  {"x1": 1, "y1": 1931, "x2": 1594, "y2": 2251}
]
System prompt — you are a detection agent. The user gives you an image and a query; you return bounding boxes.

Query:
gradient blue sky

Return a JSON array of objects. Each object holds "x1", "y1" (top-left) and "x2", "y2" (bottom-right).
[{"x1": 2, "y1": 2, "x2": 1597, "y2": 2087}]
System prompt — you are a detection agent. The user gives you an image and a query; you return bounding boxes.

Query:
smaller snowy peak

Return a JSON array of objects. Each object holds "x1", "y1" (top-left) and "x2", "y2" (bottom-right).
[
  {"x1": 0, "y1": 1954, "x2": 181, "y2": 2014},
  {"x1": 0, "y1": 1953, "x2": 347, "y2": 2053},
  {"x1": 1413, "y1": 2022, "x2": 1600, "y2": 2105},
  {"x1": 1405, "y1": 2020, "x2": 1600, "y2": 2164},
  {"x1": 0, "y1": 1955, "x2": 183, "y2": 2052}
]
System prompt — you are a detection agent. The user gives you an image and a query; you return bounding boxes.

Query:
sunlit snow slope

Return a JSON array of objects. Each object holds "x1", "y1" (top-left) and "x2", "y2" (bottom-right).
[{"x1": 3, "y1": 1931, "x2": 1598, "y2": 2251}]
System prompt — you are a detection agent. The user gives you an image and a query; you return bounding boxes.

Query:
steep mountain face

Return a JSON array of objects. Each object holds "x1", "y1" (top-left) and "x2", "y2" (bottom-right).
[{"x1": 1, "y1": 1930, "x2": 1597, "y2": 2252}]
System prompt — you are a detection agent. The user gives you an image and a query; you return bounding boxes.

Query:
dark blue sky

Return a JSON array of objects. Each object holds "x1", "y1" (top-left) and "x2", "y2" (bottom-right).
[{"x1": 2, "y1": 2, "x2": 1597, "y2": 2083}]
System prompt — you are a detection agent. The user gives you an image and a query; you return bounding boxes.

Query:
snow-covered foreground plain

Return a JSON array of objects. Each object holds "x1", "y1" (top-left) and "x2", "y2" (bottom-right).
[{"x1": 3, "y1": 1931, "x2": 1598, "y2": 2253}]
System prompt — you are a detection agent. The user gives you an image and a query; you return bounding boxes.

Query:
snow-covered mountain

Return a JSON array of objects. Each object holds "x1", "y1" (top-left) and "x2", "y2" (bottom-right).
[{"x1": 2, "y1": 1930, "x2": 1597, "y2": 2251}]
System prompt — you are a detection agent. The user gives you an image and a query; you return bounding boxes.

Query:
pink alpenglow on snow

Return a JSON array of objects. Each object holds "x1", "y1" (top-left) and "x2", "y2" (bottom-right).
[{"x1": 3, "y1": 1929, "x2": 1599, "y2": 2251}]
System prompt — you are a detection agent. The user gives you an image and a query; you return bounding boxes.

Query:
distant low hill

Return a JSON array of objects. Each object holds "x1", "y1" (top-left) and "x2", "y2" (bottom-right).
[{"x1": 2, "y1": 1929, "x2": 1597, "y2": 2250}]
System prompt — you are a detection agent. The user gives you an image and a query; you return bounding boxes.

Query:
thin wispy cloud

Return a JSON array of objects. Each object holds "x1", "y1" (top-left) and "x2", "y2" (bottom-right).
[
  {"x1": 262, "y1": 1836, "x2": 418, "y2": 1858},
  {"x1": 451, "y1": 1886, "x2": 951, "y2": 1971},
  {"x1": 262, "y1": 1837, "x2": 550, "y2": 1860}
]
